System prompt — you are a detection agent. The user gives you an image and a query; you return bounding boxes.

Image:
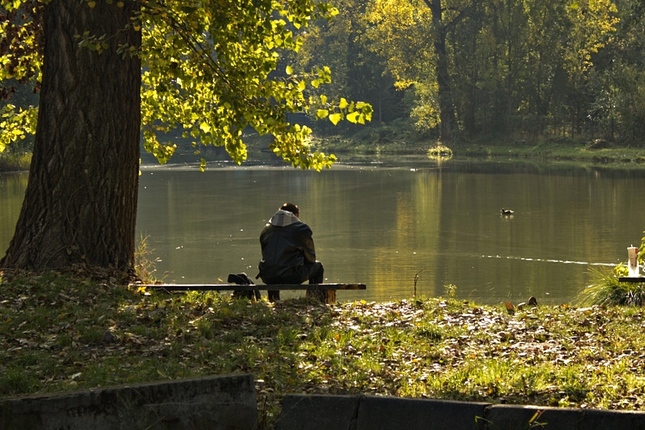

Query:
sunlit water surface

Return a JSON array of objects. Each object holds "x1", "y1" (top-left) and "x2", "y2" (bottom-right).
[{"x1": 2, "y1": 157, "x2": 643, "y2": 304}]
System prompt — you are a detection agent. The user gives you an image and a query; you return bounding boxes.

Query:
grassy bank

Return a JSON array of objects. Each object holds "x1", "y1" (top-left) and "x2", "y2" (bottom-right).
[
  {"x1": 5, "y1": 126, "x2": 645, "y2": 171},
  {"x1": 310, "y1": 122, "x2": 645, "y2": 168},
  {"x1": 452, "y1": 139, "x2": 645, "y2": 166},
  {"x1": 0, "y1": 151, "x2": 31, "y2": 172},
  {"x1": 2, "y1": 273, "x2": 645, "y2": 427}
]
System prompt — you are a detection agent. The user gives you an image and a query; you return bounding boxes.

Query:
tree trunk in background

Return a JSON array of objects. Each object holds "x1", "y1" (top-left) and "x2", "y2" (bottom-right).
[
  {"x1": 425, "y1": 0, "x2": 456, "y2": 142},
  {"x1": 0, "y1": 0, "x2": 141, "y2": 280}
]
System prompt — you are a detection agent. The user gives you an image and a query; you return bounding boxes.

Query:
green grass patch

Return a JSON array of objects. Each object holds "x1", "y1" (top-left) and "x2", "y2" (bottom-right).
[{"x1": 3, "y1": 273, "x2": 645, "y2": 427}]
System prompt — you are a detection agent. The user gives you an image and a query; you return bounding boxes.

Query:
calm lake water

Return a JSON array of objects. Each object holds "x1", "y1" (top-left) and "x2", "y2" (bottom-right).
[{"x1": 2, "y1": 157, "x2": 644, "y2": 305}]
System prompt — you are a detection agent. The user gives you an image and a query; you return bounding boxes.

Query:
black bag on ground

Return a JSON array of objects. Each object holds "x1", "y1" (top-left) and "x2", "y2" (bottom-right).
[{"x1": 228, "y1": 273, "x2": 261, "y2": 300}]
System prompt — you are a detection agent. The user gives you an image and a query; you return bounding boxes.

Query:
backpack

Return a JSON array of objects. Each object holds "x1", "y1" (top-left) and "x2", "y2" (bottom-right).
[{"x1": 228, "y1": 273, "x2": 261, "y2": 300}]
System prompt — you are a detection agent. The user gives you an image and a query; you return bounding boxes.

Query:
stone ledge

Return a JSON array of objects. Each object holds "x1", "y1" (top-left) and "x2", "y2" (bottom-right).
[
  {"x1": 276, "y1": 394, "x2": 645, "y2": 430},
  {"x1": 6, "y1": 378, "x2": 645, "y2": 430},
  {"x1": 0, "y1": 374, "x2": 257, "y2": 430}
]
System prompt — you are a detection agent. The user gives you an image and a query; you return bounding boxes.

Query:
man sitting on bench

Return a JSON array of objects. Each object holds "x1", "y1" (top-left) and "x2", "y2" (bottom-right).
[{"x1": 257, "y1": 202, "x2": 324, "y2": 301}]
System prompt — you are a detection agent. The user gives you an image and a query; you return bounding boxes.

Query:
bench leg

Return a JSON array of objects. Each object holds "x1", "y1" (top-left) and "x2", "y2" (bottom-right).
[
  {"x1": 306, "y1": 289, "x2": 335, "y2": 304},
  {"x1": 268, "y1": 290, "x2": 280, "y2": 302}
]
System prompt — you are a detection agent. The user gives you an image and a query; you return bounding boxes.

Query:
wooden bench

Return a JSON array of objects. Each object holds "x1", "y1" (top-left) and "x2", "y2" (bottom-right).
[{"x1": 137, "y1": 283, "x2": 366, "y2": 304}]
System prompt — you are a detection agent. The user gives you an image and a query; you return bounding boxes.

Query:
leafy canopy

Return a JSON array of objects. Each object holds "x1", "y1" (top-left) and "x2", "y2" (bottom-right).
[{"x1": 0, "y1": 0, "x2": 373, "y2": 170}]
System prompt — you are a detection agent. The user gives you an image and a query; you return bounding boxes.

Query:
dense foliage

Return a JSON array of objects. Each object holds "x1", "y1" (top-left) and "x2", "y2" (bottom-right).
[
  {"x1": 137, "y1": 0, "x2": 372, "y2": 170},
  {"x1": 0, "y1": 0, "x2": 373, "y2": 170},
  {"x1": 3, "y1": 0, "x2": 644, "y2": 154},
  {"x1": 298, "y1": 0, "x2": 645, "y2": 145}
]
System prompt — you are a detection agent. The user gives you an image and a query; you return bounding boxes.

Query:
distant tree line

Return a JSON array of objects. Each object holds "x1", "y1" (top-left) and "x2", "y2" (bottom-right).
[
  {"x1": 2, "y1": 0, "x2": 643, "y2": 154},
  {"x1": 296, "y1": 0, "x2": 645, "y2": 145}
]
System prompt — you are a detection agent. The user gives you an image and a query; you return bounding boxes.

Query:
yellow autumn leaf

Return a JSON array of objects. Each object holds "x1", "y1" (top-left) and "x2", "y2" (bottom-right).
[
  {"x1": 346, "y1": 111, "x2": 359, "y2": 124},
  {"x1": 316, "y1": 109, "x2": 329, "y2": 119},
  {"x1": 329, "y1": 113, "x2": 342, "y2": 125}
]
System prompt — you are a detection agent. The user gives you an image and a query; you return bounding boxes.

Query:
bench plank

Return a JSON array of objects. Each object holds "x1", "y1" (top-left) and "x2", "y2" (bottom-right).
[
  {"x1": 136, "y1": 283, "x2": 366, "y2": 304},
  {"x1": 139, "y1": 283, "x2": 366, "y2": 291}
]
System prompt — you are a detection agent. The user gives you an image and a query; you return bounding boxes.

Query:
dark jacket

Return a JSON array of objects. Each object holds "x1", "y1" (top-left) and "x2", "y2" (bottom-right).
[{"x1": 258, "y1": 210, "x2": 317, "y2": 284}]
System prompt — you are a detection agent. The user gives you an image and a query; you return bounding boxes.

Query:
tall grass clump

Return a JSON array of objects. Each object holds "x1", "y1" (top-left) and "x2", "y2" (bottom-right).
[
  {"x1": 134, "y1": 234, "x2": 161, "y2": 283},
  {"x1": 577, "y1": 233, "x2": 645, "y2": 306},
  {"x1": 577, "y1": 267, "x2": 645, "y2": 306}
]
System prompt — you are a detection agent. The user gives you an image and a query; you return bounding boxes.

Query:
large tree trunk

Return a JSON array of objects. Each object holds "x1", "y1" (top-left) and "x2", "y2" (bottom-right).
[{"x1": 0, "y1": 0, "x2": 141, "y2": 279}]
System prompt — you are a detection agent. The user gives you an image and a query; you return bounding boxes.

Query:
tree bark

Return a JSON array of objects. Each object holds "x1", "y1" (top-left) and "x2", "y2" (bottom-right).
[
  {"x1": 0, "y1": 0, "x2": 141, "y2": 279},
  {"x1": 434, "y1": 27, "x2": 455, "y2": 141},
  {"x1": 425, "y1": 0, "x2": 456, "y2": 142}
]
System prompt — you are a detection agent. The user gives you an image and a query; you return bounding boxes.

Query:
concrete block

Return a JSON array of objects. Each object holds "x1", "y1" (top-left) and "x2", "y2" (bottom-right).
[
  {"x1": 275, "y1": 394, "x2": 645, "y2": 430},
  {"x1": 276, "y1": 394, "x2": 361, "y2": 430},
  {"x1": 579, "y1": 408, "x2": 645, "y2": 430},
  {"x1": 0, "y1": 374, "x2": 257, "y2": 430},
  {"x1": 485, "y1": 404, "x2": 583, "y2": 430},
  {"x1": 356, "y1": 396, "x2": 489, "y2": 430}
]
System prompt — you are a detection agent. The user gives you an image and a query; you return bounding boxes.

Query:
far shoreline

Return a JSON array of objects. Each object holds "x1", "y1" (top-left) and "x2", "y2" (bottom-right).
[{"x1": 3, "y1": 136, "x2": 645, "y2": 174}]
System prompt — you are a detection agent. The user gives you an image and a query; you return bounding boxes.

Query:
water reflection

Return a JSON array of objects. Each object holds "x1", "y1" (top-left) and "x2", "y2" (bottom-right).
[
  {"x1": 2, "y1": 159, "x2": 645, "y2": 305},
  {"x1": 0, "y1": 173, "x2": 28, "y2": 252}
]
